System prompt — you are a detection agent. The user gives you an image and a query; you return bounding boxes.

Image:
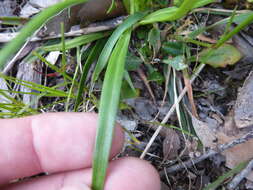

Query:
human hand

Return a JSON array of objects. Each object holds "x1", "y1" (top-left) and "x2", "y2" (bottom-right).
[{"x1": 0, "y1": 113, "x2": 160, "y2": 190}]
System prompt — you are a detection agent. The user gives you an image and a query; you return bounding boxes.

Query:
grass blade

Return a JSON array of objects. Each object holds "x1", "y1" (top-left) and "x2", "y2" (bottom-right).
[
  {"x1": 139, "y1": 0, "x2": 214, "y2": 25},
  {"x1": 0, "y1": 0, "x2": 88, "y2": 68},
  {"x1": 203, "y1": 161, "x2": 247, "y2": 190},
  {"x1": 189, "y1": 11, "x2": 253, "y2": 39},
  {"x1": 42, "y1": 32, "x2": 107, "y2": 51},
  {"x1": 215, "y1": 11, "x2": 253, "y2": 48},
  {"x1": 91, "y1": 30, "x2": 131, "y2": 190},
  {"x1": 74, "y1": 39, "x2": 106, "y2": 111},
  {"x1": 92, "y1": 12, "x2": 146, "y2": 82},
  {"x1": 0, "y1": 73, "x2": 71, "y2": 97}
]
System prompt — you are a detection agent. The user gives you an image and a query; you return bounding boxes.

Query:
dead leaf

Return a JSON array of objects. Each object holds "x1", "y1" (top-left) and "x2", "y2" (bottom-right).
[
  {"x1": 234, "y1": 70, "x2": 253, "y2": 128},
  {"x1": 191, "y1": 115, "x2": 217, "y2": 148},
  {"x1": 163, "y1": 128, "x2": 181, "y2": 160},
  {"x1": 200, "y1": 44, "x2": 242, "y2": 68},
  {"x1": 216, "y1": 70, "x2": 253, "y2": 181},
  {"x1": 217, "y1": 131, "x2": 253, "y2": 181},
  {"x1": 223, "y1": 110, "x2": 239, "y2": 136}
]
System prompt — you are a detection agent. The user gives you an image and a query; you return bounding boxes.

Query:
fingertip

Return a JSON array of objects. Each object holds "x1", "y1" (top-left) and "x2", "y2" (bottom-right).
[
  {"x1": 31, "y1": 112, "x2": 124, "y2": 173},
  {"x1": 2, "y1": 157, "x2": 160, "y2": 190},
  {"x1": 30, "y1": 112, "x2": 98, "y2": 172},
  {"x1": 110, "y1": 122, "x2": 124, "y2": 158},
  {"x1": 0, "y1": 112, "x2": 125, "y2": 184},
  {"x1": 105, "y1": 157, "x2": 161, "y2": 190}
]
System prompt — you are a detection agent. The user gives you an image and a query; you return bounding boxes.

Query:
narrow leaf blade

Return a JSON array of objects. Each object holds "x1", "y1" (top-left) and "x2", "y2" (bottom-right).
[{"x1": 91, "y1": 30, "x2": 131, "y2": 190}]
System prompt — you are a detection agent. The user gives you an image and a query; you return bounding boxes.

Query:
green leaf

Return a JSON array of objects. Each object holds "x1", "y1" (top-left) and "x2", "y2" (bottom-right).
[
  {"x1": 0, "y1": 73, "x2": 72, "y2": 97},
  {"x1": 174, "y1": 0, "x2": 184, "y2": 6},
  {"x1": 120, "y1": 80, "x2": 139, "y2": 100},
  {"x1": 138, "y1": 43, "x2": 152, "y2": 59},
  {"x1": 200, "y1": 44, "x2": 242, "y2": 68},
  {"x1": 74, "y1": 39, "x2": 106, "y2": 111},
  {"x1": 139, "y1": 0, "x2": 214, "y2": 25},
  {"x1": 148, "y1": 26, "x2": 161, "y2": 54},
  {"x1": 106, "y1": 0, "x2": 115, "y2": 14},
  {"x1": 0, "y1": 16, "x2": 28, "y2": 25},
  {"x1": 91, "y1": 30, "x2": 131, "y2": 190},
  {"x1": 124, "y1": 70, "x2": 137, "y2": 92},
  {"x1": 125, "y1": 52, "x2": 143, "y2": 71},
  {"x1": 32, "y1": 51, "x2": 73, "y2": 82},
  {"x1": 189, "y1": 12, "x2": 253, "y2": 39},
  {"x1": 215, "y1": 12, "x2": 253, "y2": 48},
  {"x1": 147, "y1": 71, "x2": 165, "y2": 84},
  {"x1": 163, "y1": 55, "x2": 188, "y2": 71},
  {"x1": 203, "y1": 161, "x2": 248, "y2": 190},
  {"x1": 136, "y1": 27, "x2": 149, "y2": 40},
  {"x1": 92, "y1": 12, "x2": 146, "y2": 82},
  {"x1": 0, "y1": 0, "x2": 88, "y2": 69},
  {"x1": 162, "y1": 41, "x2": 184, "y2": 56},
  {"x1": 133, "y1": 0, "x2": 152, "y2": 12},
  {"x1": 42, "y1": 32, "x2": 107, "y2": 51}
]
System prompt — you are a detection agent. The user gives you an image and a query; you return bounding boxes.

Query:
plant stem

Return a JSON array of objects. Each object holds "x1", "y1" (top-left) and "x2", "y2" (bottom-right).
[{"x1": 0, "y1": 0, "x2": 87, "y2": 69}]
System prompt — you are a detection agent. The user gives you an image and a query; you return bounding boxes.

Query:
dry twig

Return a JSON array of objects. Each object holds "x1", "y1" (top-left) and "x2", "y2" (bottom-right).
[
  {"x1": 160, "y1": 131, "x2": 253, "y2": 177},
  {"x1": 140, "y1": 63, "x2": 205, "y2": 159},
  {"x1": 227, "y1": 159, "x2": 253, "y2": 189},
  {"x1": 0, "y1": 16, "x2": 125, "y2": 43},
  {"x1": 136, "y1": 68, "x2": 156, "y2": 104}
]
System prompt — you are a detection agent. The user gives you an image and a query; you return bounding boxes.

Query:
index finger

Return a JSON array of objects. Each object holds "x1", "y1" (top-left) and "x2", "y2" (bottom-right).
[{"x1": 0, "y1": 113, "x2": 124, "y2": 185}]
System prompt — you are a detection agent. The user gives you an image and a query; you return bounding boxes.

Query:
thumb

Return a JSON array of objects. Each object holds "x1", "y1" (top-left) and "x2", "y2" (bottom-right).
[{"x1": 60, "y1": 185, "x2": 91, "y2": 190}]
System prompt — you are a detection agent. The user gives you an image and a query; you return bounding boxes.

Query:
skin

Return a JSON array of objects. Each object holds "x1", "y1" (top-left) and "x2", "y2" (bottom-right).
[{"x1": 0, "y1": 113, "x2": 160, "y2": 190}]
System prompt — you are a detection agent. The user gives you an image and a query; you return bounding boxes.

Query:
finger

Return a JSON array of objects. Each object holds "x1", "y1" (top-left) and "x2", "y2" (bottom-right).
[
  {"x1": 3, "y1": 157, "x2": 161, "y2": 190},
  {"x1": 0, "y1": 113, "x2": 124, "y2": 185},
  {"x1": 60, "y1": 185, "x2": 90, "y2": 190}
]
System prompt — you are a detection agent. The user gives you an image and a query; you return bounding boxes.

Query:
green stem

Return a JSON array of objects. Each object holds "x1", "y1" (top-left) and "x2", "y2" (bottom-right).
[
  {"x1": 195, "y1": 0, "x2": 216, "y2": 7},
  {"x1": 175, "y1": 35, "x2": 212, "y2": 47},
  {"x1": 91, "y1": 30, "x2": 132, "y2": 190},
  {"x1": 215, "y1": 12, "x2": 253, "y2": 48},
  {"x1": 172, "y1": 0, "x2": 198, "y2": 20},
  {"x1": 0, "y1": 0, "x2": 87, "y2": 69},
  {"x1": 139, "y1": 0, "x2": 215, "y2": 25}
]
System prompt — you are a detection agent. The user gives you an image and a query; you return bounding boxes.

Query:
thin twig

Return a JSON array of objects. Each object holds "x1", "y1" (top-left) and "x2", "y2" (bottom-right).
[
  {"x1": 192, "y1": 8, "x2": 250, "y2": 14},
  {"x1": 137, "y1": 68, "x2": 156, "y2": 104},
  {"x1": 183, "y1": 69, "x2": 198, "y2": 118},
  {"x1": 160, "y1": 131, "x2": 253, "y2": 177},
  {"x1": 162, "y1": 65, "x2": 171, "y2": 105},
  {"x1": 140, "y1": 63, "x2": 205, "y2": 159},
  {"x1": 1, "y1": 16, "x2": 125, "y2": 74},
  {"x1": 227, "y1": 159, "x2": 253, "y2": 189},
  {"x1": 2, "y1": 40, "x2": 29, "y2": 74},
  {"x1": 0, "y1": 16, "x2": 125, "y2": 43}
]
